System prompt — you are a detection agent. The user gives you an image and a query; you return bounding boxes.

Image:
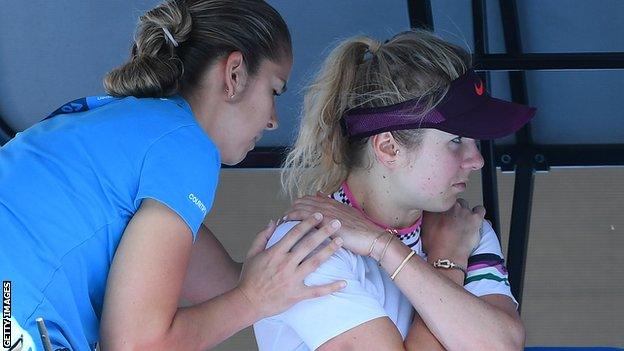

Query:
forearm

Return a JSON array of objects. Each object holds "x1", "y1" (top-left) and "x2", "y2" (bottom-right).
[
  {"x1": 179, "y1": 261, "x2": 242, "y2": 308},
  {"x1": 181, "y1": 225, "x2": 243, "y2": 304},
  {"x1": 404, "y1": 267, "x2": 463, "y2": 350},
  {"x1": 373, "y1": 240, "x2": 523, "y2": 351},
  {"x1": 104, "y1": 287, "x2": 259, "y2": 350},
  {"x1": 405, "y1": 314, "x2": 446, "y2": 351}
]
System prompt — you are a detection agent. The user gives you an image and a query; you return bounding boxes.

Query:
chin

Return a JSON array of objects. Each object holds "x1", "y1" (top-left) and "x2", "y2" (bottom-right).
[
  {"x1": 430, "y1": 198, "x2": 457, "y2": 213},
  {"x1": 221, "y1": 150, "x2": 249, "y2": 166},
  {"x1": 225, "y1": 155, "x2": 247, "y2": 166}
]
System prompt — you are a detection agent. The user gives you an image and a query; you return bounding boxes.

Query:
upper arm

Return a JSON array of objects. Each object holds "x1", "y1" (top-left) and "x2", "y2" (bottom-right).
[
  {"x1": 268, "y1": 225, "x2": 398, "y2": 350},
  {"x1": 133, "y1": 125, "x2": 220, "y2": 238},
  {"x1": 100, "y1": 199, "x2": 193, "y2": 349},
  {"x1": 180, "y1": 224, "x2": 241, "y2": 304},
  {"x1": 465, "y1": 221, "x2": 518, "y2": 308},
  {"x1": 317, "y1": 317, "x2": 405, "y2": 351}
]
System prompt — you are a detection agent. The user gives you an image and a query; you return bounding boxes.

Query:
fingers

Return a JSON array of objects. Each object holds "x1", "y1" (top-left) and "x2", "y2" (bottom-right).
[
  {"x1": 299, "y1": 280, "x2": 347, "y2": 301},
  {"x1": 297, "y1": 237, "x2": 343, "y2": 278},
  {"x1": 283, "y1": 197, "x2": 328, "y2": 222},
  {"x1": 292, "y1": 222, "x2": 342, "y2": 269},
  {"x1": 472, "y1": 205, "x2": 486, "y2": 218},
  {"x1": 283, "y1": 202, "x2": 339, "y2": 225},
  {"x1": 294, "y1": 195, "x2": 340, "y2": 209},
  {"x1": 456, "y1": 198, "x2": 469, "y2": 209},
  {"x1": 284, "y1": 215, "x2": 338, "y2": 232},
  {"x1": 280, "y1": 210, "x2": 298, "y2": 223},
  {"x1": 290, "y1": 220, "x2": 342, "y2": 264},
  {"x1": 246, "y1": 220, "x2": 276, "y2": 259},
  {"x1": 293, "y1": 195, "x2": 326, "y2": 206},
  {"x1": 272, "y1": 213, "x2": 324, "y2": 253},
  {"x1": 286, "y1": 203, "x2": 320, "y2": 220}
]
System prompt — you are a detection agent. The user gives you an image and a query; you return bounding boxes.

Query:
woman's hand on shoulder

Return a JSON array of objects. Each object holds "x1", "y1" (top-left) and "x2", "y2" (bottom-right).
[
  {"x1": 421, "y1": 198, "x2": 485, "y2": 263},
  {"x1": 236, "y1": 213, "x2": 347, "y2": 319},
  {"x1": 282, "y1": 193, "x2": 384, "y2": 256}
]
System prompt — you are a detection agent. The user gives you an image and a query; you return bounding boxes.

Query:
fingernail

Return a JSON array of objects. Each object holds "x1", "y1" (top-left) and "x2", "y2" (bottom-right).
[
  {"x1": 313, "y1": 212, "x2": 323, "y2": 220},
  {"x1": 334, "y1": 237, "x2": 344, "y2": 246},
  {"x1": 276, "y1": 215, "x2": 287, "y2": 225},
  {"x1": 331, "y1": 219, "x2": 341, "y2": 229},
  {"x1": 340, "y1": 280, "x2": 347, "y2": 288}
]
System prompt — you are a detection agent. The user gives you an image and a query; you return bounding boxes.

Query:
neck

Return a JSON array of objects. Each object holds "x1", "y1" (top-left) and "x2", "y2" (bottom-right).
[
  {"x1": 182, "y1": 89, "x2": 218, "y2": 132},
  {"x1": 345, "y1": 169, "x2": 422, "y2": 231}
]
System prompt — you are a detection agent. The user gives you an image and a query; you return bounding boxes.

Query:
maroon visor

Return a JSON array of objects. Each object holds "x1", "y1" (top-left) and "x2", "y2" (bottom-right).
[{"x1": 340, "y1": 70, "x2": 536, "y2": 140}]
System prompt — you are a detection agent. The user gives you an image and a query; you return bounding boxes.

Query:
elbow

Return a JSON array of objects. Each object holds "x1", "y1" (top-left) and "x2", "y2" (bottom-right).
[
  {"x1": 465, "y1": 319, "x2": 525, "y2": 351},
  {"x1": 507, "y1": 319, "x2": 526, "y2": 350},
  {"x1": 488, "y1": 318, "x2": 525, "y2": 351}
]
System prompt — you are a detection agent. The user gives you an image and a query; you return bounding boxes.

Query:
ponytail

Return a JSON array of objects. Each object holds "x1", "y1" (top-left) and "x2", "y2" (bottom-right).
[
  {"x1": 282, "y1": 37, "x2": 381, "y2": 199},
  {"x1": 103, "y1": 0, "x2": 292, "y2": 98},
  {"x1": 282, "y1": 30, "x2": 472, "y2": 200},
  {"x1": 104, "y1": 1, "x2": 191, "y2": 97}
]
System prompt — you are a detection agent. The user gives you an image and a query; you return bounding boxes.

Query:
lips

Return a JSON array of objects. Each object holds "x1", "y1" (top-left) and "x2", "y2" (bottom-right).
[{"x1": 452, "y1": 181, "x2": 468, "y2": 191}]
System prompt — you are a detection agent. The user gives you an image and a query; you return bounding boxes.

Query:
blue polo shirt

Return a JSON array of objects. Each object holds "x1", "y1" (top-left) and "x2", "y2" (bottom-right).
[{"x1": 0, "y1": 95, "x2": 220, "y2": 350}]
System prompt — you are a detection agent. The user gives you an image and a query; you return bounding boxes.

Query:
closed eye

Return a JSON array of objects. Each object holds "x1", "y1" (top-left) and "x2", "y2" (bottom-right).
[{"x1": 274, "y1": 83, "x2": 287, "y2": 97}]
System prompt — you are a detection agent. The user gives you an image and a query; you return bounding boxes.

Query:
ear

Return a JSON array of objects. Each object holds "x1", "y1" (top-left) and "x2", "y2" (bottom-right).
[
  {"x1": 223, "y1": 51, "x2": 248, "y2": 100},
  {"x1": 370, "y1": 132, "x2": 401, "y2": 167}
]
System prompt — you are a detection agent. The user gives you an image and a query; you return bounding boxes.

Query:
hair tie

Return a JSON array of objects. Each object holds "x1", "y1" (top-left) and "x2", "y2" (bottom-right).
[
  {"x1": 162, "y1": 27, "x2": 179, "y2": 47},
  {"x1": 368, "y1": 41, "x2": 382, "y2": 55},
  {"x1": 363, "y1": 41, "x2": 381, "y2": 62}
]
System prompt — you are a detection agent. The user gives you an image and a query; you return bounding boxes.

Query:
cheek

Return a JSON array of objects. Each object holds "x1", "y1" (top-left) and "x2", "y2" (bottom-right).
[
  {"x1": 414, "y1": 155, "x2": 456, "y2": 195},
  {"x1": 243, "y1": 100, "x2": 271, "y2": 131},
  {"x1": 406, "y1": 163, "x2": 441, "y2": 197},
  {"x1": 251, "y1": 96, "x2": 273, "y2": 124}
]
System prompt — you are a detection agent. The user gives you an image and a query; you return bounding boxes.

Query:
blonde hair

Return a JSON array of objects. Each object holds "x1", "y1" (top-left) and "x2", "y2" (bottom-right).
[
  {"x1": 282, "y1": 30, "x2": 472, "y2": 199},
  {"x1": 104, "y1": 0, "x2": 291, "y2": 97}
]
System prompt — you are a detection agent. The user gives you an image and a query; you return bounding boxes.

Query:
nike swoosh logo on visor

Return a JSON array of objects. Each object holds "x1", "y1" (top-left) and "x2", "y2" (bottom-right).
[{"x1": 474, "y1": 81, "x2": 484, "y2": 96}]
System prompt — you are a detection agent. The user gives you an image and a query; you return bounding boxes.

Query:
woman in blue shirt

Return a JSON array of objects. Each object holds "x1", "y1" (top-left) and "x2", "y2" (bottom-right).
[{"x1": 0, "y1": 1, "x2": 346, "y2": 350}]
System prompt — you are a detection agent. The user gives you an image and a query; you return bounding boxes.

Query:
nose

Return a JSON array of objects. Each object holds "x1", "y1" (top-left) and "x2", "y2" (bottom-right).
[
  {"x1": 266, "y1": 110, "x2": 279, "y2": 131},
  {"x1": 462, "y1": 142, "x2": 484, "y2": 171}
]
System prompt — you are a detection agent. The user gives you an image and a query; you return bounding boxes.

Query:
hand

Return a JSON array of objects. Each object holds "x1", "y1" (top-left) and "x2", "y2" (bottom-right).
[
  {"x1": 236, "y1": 213, "x2": 346, "y2": 319},
  {"x1": 421, "y1": 198, "x2": 485, "y2": 263},
  {"x1": 282, "y1": 193, "x2": 384, "y2": 256}
]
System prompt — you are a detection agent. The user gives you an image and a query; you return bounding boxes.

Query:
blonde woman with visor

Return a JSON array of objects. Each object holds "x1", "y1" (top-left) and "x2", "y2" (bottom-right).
[{"x1": 254, "y1": 30, "x2": 535, "y2": 350}]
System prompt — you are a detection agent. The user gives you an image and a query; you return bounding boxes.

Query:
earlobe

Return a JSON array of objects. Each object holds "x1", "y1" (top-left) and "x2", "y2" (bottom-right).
[
  {"x1": 225, "y1": 88, "x2": 236, "y2": 99},
  {"x1": 224, "y1": 51, "x2": 247, "y2": 100}
]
